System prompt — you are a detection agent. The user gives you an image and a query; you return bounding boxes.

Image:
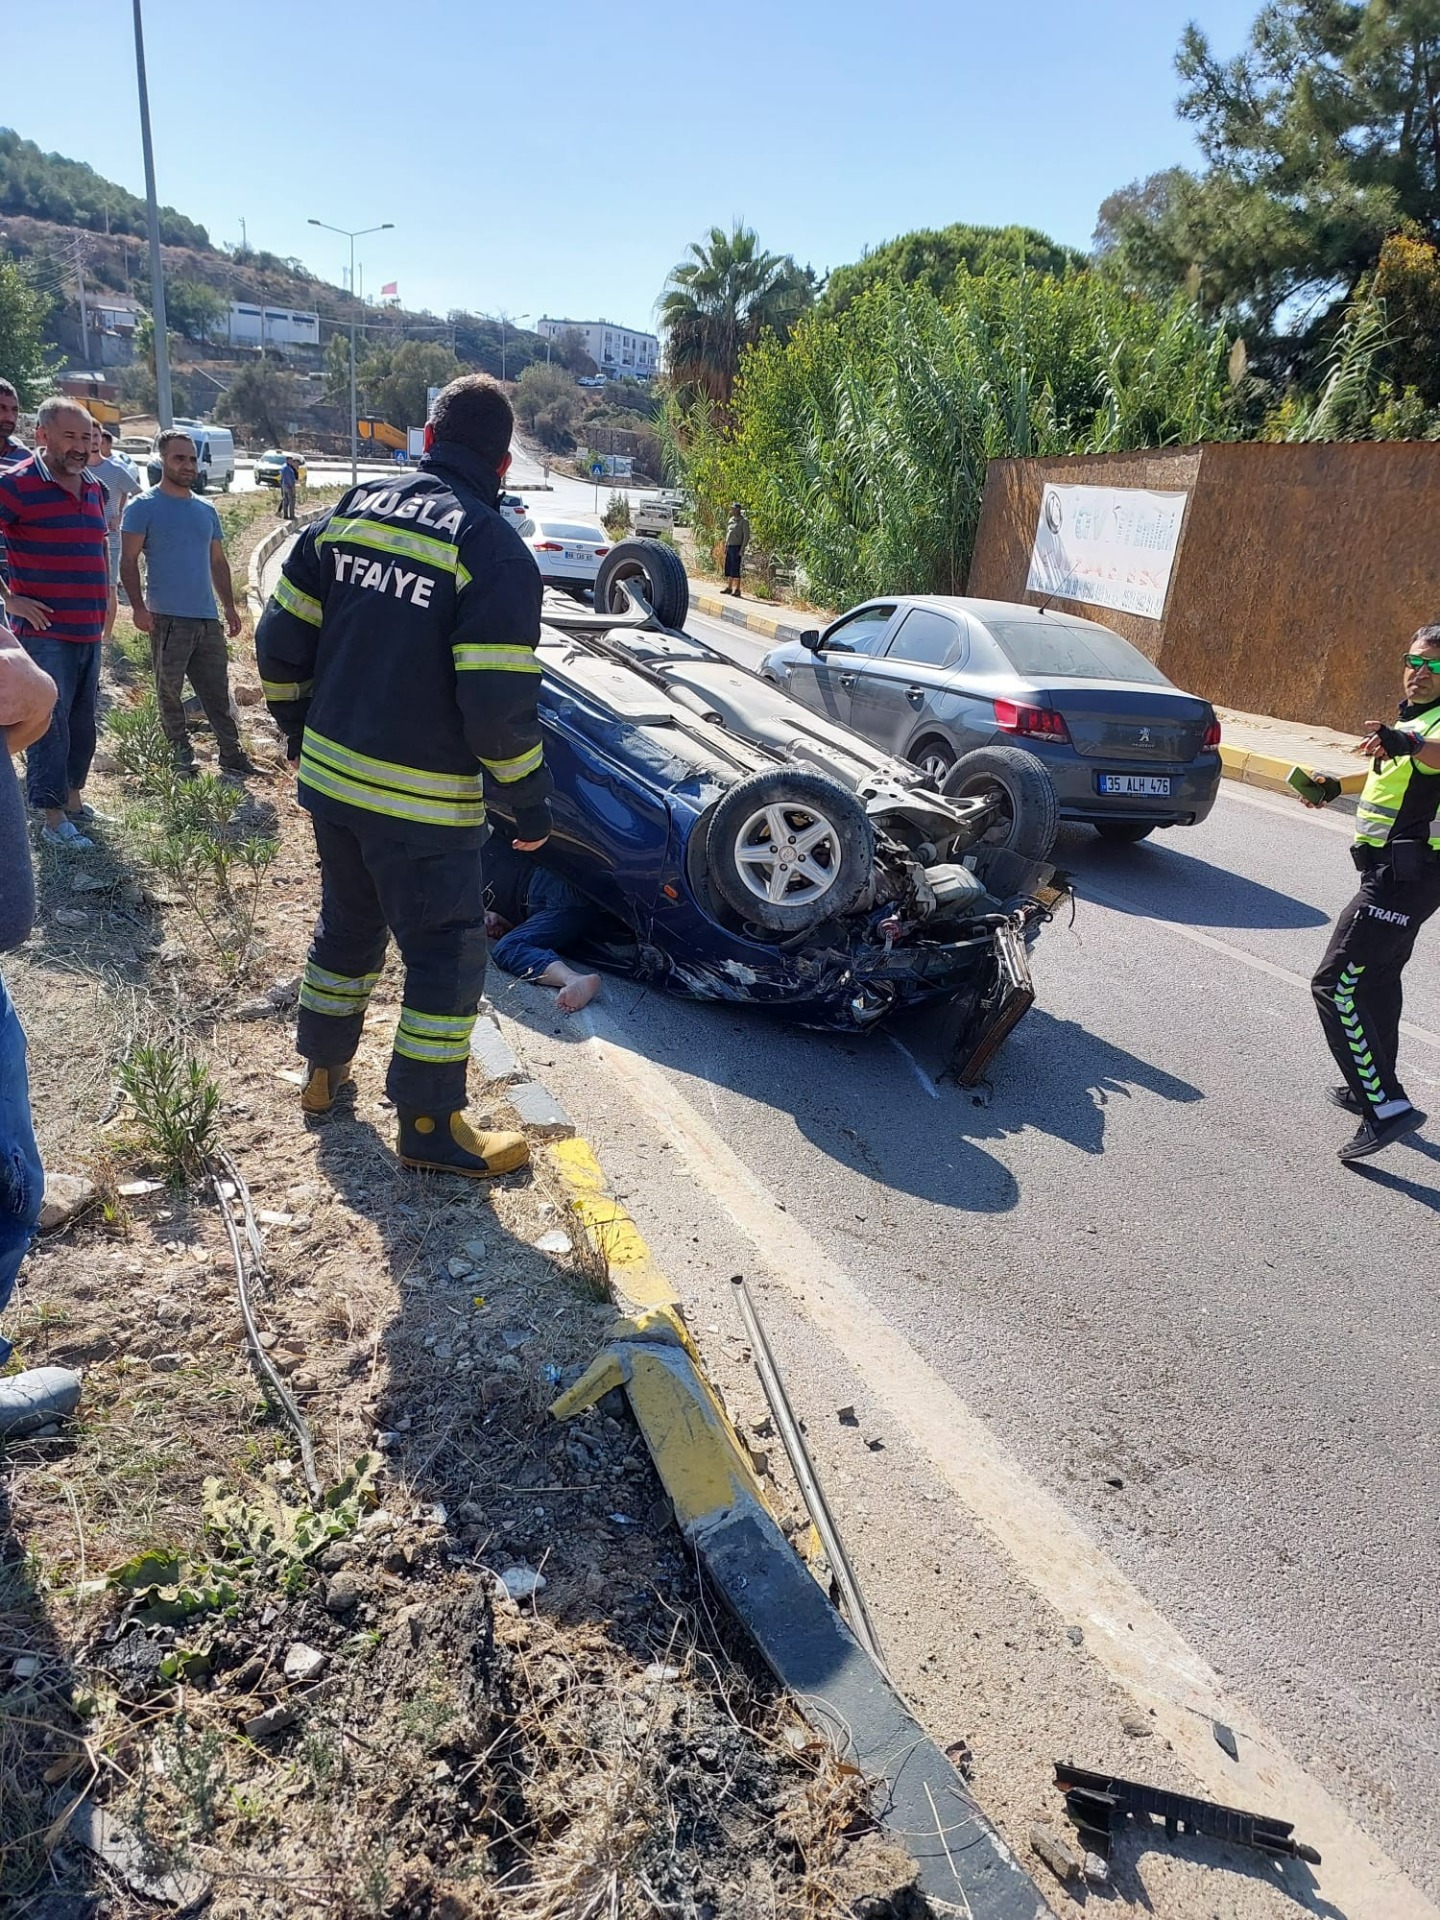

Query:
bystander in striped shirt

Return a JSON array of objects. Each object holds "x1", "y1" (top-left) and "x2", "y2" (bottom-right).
[{"x1": 0, "y1": 451, "x2": 108, "y2": 644}]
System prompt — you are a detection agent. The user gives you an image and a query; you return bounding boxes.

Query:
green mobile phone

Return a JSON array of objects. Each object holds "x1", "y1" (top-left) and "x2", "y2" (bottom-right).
[{"x1": 1287, "y1": 766, "x2": 1343, "y2": 805}]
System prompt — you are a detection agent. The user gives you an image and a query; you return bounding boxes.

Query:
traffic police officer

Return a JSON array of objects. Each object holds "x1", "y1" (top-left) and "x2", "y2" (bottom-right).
[
  {"x1": 256, "y1": 375, "x2": 551, "y2": 1178},
  {"x1": 1309, "y1": 625, "x2": 1440, "y2": 1163}
]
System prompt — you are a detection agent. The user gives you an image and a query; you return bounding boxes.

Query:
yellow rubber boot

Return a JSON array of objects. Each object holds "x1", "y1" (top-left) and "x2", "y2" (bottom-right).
[
  {"x1": 397, "y1": 1111, "x2": 529, "y2": 1178},
  {"x1": 300, "y1": 1060, "x2": 355, "y2": 1115}
]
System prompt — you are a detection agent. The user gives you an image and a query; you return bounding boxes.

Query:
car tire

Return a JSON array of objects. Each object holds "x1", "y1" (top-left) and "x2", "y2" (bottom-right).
[
  {"x1": 705, "y1": 768, "x2": 874, "y2": 936},
  {"x1": 596, "y1": 538, "x2": 689, "y2": 629},
  {"x1": 942, "y1": 745, "x2": 1058, "y2": 897},
  {"x1": 908, "y1": 737, "x2": 956, "y2": 788},
  {"x1": 1094, "y1": 821, "x2": 1154, "y2": 844}
]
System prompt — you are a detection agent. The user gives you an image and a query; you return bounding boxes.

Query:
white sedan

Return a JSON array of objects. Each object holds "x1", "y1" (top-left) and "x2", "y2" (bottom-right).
[{"x1": 519, "y1": 519, "x2": 610, "y2": 599}]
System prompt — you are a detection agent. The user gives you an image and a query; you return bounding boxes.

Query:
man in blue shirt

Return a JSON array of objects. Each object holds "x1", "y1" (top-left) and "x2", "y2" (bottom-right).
[{"x1": 120, "y1": 429, "x2": 255, "y2": 777}]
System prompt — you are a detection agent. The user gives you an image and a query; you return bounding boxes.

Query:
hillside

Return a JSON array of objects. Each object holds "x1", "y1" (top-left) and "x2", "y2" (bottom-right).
[{"x1": 0, "y1": 129, "x2": 549, "y2": 380}]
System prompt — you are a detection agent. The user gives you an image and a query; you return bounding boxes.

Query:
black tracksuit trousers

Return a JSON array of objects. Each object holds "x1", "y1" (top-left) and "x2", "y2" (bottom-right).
[
  {"x1": 1312, "y1": 849, "x2": 1440, "y2": 1113},
  {"x1": 297, "y1": 814, "x2": 487, "y2": 1112}
]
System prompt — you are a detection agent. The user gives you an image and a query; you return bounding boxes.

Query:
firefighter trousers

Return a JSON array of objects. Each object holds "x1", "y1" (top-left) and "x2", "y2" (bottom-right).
[
  {"x1": 1312, "y1": 850, "x2": 1440, "y2": 1113},
  {"x1": 298, "y1": 815, "x2": 487, "y2": 1112}
]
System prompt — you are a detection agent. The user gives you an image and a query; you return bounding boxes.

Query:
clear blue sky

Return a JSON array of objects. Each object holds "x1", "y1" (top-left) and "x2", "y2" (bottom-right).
[{"x1": 14, "y1": 0, "x2": 1258, "y2": 330}]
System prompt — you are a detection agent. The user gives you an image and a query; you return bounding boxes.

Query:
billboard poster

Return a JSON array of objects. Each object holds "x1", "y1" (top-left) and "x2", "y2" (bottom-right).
[{"x1": 1026, "y1": 484, "x2": 1188, "y2": 621}]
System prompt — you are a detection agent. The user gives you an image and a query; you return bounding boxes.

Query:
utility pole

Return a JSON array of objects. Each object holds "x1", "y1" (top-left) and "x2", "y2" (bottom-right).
[
  {"x1": 74, "y1": 238, "x2": 91, "y2": 368},
  {"x1": 309, "y1": 217, "x2": 393, "y2": 483},
  {"x1": 132, "y1": 0, "x2": 173, "y2": 428},
  {"x1": 239, "y1": 215, "x2": 247, "y2": 252}
]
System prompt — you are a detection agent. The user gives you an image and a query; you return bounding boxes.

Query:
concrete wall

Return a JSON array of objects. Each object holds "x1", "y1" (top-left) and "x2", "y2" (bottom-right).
[{"x1": 967, "y1": 442, "x2": 1440, "y2": 730}]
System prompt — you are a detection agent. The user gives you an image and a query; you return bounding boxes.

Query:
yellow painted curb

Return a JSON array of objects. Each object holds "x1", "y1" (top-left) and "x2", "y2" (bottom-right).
[
  {"x1": 545, "y1": 1136, "x2": 679, "y2": 1313},
  {"x1": 688, "y1": 586, "x2": 795, "y2": 643},
  {"x1": 1219, "y1": 742, "x2": 1366, "y2": 797},
  {"x1": 551, "y1": 1305, "x2": 776, "y2": 1531}
]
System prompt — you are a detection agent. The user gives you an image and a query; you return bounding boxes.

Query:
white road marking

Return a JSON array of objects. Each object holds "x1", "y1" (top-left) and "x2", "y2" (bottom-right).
[
  {"x1": 1078, "y1": 880, "x2": 1440, "y2": 1053},
  {"x1": 886, "y1": 1033, "x2": 941, "y2": 1100},
  {"x1": 580, "y1": 1002, "x2": 1437, "y2": 1919},
  {"x1": 1214, "y1": 779, "x2": 1359, "y2": 837}
]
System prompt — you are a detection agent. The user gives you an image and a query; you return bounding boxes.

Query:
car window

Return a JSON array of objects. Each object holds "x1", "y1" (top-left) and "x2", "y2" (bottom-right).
[
  {"x1": 983, "y1": 616, "x2": 1170, "y2": 684},
  {"x1": 886, "y1": 608, "x2": 963, "y2": 669},
  {"x1": 536, "y1": 522, "x2": 601, "y2": 543},
  {"x1": 824, "y1": 605, "x2": 895, "y2": 655}
]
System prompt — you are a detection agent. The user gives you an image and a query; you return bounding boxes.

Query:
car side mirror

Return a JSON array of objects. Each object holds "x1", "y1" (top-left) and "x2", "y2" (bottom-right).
[{"x1": 800, "y1": 629, "x2": 822, "y2": 652}]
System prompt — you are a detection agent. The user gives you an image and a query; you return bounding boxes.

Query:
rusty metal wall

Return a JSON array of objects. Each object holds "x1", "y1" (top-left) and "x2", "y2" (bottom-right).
[{"x1": 967, "y1": 442, "x2": 1440, "y2": 730}]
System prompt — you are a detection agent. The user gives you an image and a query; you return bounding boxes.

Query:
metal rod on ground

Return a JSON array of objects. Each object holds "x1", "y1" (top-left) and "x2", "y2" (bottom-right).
[
  {"x1": 730, "y1": 1272, "x2": 885, "y2": 1668},
  {"x1": 210, "y1": 1157, "x2": 321, "y2": 1504}
]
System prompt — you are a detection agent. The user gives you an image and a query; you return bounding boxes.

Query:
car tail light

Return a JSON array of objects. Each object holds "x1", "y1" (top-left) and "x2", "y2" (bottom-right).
[
  {"x1": 1203, "y1": 718, "x2": 1222, "y2": 748},
  {"x1": 994, "y1": 698, "x2": 1069, "y2": 741},
  {"x1": 533, "y1": 541, "x2": 563, "y2": 551},
  {"x1": 593, "y1": 547, "x2": 609, "y2": 556}
]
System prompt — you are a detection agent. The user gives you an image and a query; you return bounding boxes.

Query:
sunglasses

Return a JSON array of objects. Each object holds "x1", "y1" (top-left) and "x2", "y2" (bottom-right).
[{"x1": 1403, "y1": 654, "x2": 1440, "y2": 672}]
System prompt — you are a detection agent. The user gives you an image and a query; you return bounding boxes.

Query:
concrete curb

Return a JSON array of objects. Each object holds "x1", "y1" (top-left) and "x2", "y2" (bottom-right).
[
  {"x1": 525, "y1": 1099, "x2": 1052, "y2": 1912},
  {"x1": 1219, "y1": 742, "x2": 1366, "y2": 797},
  {"x1": 247, "y1": 507, "x2": 327, "y2": 616},
  {"x1": 687, "y1": 582, "x2": 810, "y2": 647}
]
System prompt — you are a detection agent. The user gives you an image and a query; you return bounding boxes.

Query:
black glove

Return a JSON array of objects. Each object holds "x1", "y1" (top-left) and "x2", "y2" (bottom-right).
[
  {"x1": 512, "y1": 801, "x2": 552, "y2": 845},
  {"x1": 1373, "y1": 722, "x2": 1425, "y2": 760}
]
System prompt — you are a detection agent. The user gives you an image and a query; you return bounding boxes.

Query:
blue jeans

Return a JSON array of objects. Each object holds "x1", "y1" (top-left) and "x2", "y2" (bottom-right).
[
  {"x1": 492, "y1": 868, "x2": 596, "y2": 980},
  {"x1": 0, "y1": 974, "x2": 43, "y2": 1364},
  {"x1": 21, "y1": 638, "x2": 101, "y2": 811}
]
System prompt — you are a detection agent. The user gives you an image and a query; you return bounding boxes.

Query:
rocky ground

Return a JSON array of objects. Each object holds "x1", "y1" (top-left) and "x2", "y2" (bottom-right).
[{"x1": 0, "y1": 502, "x2": 922, "y2": 1919}]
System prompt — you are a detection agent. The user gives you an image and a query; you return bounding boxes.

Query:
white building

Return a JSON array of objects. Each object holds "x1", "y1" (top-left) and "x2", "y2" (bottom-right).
[
  {"x1": 227, "y1": 303, "x2": 321, "y2": 349},
  {"x1": 536, "y1": 316, "x2": 659, "y2": 380}
]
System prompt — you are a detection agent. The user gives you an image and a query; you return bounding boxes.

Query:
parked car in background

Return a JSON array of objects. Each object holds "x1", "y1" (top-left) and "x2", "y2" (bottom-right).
[
  {"x1": 762, "y1": 596, "x2": 1222, "y2": 844},
  {"x1": 498, "y1": 492, "x2": 529, "y2": 530},
  {"x1": 253, "y1": 449, "x2": 307, "y2": 488},
  {"x1": 633, "y1": 494, "x2": 675, "y2": 537},
  {"x1": 146, "y1": 421, "x2": 235, "y2": 492},
  {"x1": 519, "y1": 518, "x2": 610, "y2": 598}
]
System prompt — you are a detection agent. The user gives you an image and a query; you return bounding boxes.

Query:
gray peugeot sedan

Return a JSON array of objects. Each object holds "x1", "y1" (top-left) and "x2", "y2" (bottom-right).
[{"x1": 761, "y1": 595, "x2": 1222, "y2": 843}]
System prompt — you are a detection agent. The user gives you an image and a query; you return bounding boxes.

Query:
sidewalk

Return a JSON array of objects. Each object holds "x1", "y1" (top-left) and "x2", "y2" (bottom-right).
[{"x1": 685, "y1": 576, "x2": 1371, "y2": 797}]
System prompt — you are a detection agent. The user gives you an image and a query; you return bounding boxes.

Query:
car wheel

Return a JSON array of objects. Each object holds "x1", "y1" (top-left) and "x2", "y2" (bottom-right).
[
  {"x1": 908, "y1": 738, "x2": 955, "y2": 788},
  {"x1": 942, "y1": 745, "x2": 1058, "y2": 896},
  {"x1": 1094, "y1": 821, "x2": 1154, "y2": 844},
  {"x1": 705, "y1": 768, "x2": 874, "y2": 936},
  {"x1": 596, "y1": 538, "x2": 689, "y2": 629}
]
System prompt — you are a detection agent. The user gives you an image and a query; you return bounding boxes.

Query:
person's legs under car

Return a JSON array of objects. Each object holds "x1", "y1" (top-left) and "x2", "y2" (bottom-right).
[{"x1": 492, "y1": 868, "x2": 600, "y2": 1012}]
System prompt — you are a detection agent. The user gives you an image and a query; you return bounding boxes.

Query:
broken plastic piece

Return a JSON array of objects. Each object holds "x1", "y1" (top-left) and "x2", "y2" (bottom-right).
[{"x1": 1054, "y1": 1761, "x2": 1321, "y2": 1865}]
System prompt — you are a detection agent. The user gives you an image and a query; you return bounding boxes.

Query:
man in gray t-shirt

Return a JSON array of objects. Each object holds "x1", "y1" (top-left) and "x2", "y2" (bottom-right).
[
  {"x1": 91, "y1": 424, "x2": 134, "y2": 640},
  {"x1": 120, "y1": 429, "x2": 254, "y2": 778}
]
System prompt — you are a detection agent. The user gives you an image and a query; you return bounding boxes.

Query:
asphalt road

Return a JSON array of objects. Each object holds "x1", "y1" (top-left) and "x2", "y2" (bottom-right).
[{"x1": 491, "y1": 599, "x2": 1440, "y2": 1910}]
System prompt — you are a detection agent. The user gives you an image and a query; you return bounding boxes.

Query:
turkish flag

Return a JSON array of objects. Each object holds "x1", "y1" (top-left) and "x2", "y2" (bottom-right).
[{"x1": 381, "y1": 281, "x2": 397, "y2": 297}]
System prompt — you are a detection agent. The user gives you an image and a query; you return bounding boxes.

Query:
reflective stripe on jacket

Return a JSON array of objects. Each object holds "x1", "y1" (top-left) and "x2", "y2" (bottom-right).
[
  {"x1": 1355, "y1": 702, "x2": 1440, "y2": 849},
  {"x1": 254, "y1": 443, "x2": 551, "y2": 849}
]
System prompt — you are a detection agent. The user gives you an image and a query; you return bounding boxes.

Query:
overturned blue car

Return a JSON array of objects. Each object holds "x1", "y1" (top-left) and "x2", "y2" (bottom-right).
[{"x1": 485, "y1": 545, "x2": 1067, "y2": 1083}]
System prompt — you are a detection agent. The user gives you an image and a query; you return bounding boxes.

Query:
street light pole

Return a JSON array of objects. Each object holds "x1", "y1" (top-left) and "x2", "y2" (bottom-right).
[
  {"x1": 132, "y1": 0, "x2": 172, "y2": 427},
  {"x1": 308, "y1": 216, "x2": 394, "y2": 484}
]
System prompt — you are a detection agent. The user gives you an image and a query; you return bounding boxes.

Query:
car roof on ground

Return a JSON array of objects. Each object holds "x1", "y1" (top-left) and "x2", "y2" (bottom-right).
[{"x1": 850, "y1": 593, "x2": 1118, "y2": 632}]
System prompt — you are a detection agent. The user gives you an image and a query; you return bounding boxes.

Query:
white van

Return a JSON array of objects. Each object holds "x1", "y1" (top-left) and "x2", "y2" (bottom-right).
[{"x1": 147, "y1": 421, "x2": 235, "y2": 493}]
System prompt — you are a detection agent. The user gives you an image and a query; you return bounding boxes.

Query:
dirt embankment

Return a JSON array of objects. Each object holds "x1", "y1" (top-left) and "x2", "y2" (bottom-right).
[{"x1": 0, "y1": 502, "x2": 921, "y2": 1918}]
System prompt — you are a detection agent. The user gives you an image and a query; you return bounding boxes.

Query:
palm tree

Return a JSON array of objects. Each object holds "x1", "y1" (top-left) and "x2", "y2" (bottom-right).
[{"x1": 660, "y1": 224, "x2": 815, "y2": 411}]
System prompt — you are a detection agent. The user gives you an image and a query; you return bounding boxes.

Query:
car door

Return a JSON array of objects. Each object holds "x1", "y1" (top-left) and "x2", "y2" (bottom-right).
[
  {"x1": 785, "y1": 604, "x2": 900, "y2": 726},
  {"x1": 847, "y1": 606, "x2": 966, "y2": 758}
]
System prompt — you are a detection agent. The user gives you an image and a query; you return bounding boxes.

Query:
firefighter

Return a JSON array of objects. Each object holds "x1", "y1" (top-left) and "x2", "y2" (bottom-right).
[
  {"x1": 1309, "y1": 624, "x2": 1440, "y2": 1163},
  {"x1": 256, "y1": 376, "x2": 551, "y2": 1178}
]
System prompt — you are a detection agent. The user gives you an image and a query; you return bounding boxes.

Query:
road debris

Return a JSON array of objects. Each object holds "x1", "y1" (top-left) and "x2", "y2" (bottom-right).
[
  {"x1": 1030, "y1": 1821, "x2": 1084, "y2": 1882},
  {"x1": 1054, "y1": 1760, "x2": 1322, "y2": 1865}
]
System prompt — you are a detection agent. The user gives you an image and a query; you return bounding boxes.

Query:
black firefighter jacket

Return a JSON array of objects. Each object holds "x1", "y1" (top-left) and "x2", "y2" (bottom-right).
[{"x1": 255, "y1": 443, "x2": 552, "y2": 849}]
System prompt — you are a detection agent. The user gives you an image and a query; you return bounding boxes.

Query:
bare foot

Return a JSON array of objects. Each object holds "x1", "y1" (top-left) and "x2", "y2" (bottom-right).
[{"x1": 555, "y1": 972, "x2": 601, "y2": 1013}]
